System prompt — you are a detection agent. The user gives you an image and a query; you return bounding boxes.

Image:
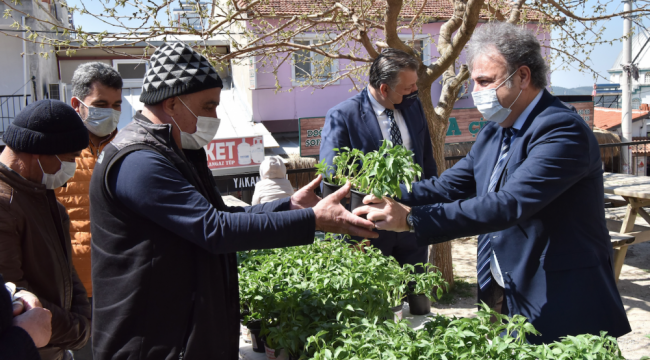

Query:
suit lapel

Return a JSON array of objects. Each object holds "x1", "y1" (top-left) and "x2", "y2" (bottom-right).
[
  {"x1": 492, "y1": 89, "x2": 556, "y2": 190},
  {"x1": 360, "y1": 88, "x2": 384, "y2": 151}
]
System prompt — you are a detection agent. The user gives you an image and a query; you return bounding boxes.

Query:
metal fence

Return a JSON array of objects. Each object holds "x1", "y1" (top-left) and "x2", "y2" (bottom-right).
[
  {"x1": 599, "y1": 140, "x2": 650, "y2": 175},
  {"x1": 0, "y1": 95, "x2": 30, "y2": 135}
]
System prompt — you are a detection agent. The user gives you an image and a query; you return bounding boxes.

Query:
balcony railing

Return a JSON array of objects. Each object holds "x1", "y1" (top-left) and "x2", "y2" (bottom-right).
[{"x1": 0, "y1": 95, "x2": 30, "y2": 135}]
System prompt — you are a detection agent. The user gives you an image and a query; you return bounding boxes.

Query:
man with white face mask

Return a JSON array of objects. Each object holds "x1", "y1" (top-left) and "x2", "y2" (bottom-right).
[
  {"x1": 0, "y1": 99, "x2": 91, "y2": 360},
  {"x1": 354, "y1": 22, "x2": 630, "y2": 344},
  {"x1": 89, "y1": 42, "x2": 377, "y2": 360},
  {"x1": 56, "y1": 62, "x2": 123, "y2": 305}
]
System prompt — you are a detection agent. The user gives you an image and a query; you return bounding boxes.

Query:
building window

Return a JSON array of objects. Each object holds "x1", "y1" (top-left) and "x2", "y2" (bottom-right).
[
  {"x1": 632, "y1": 98, "x2": 641, "y2": 110},
  {"x1": 645, "y1": 72, "x2": 650, "y2": 84},
  {"x1": 292, "y1": 38, "x2": 339, "y2": 84},
  {"x1": 173, "y1": 2, "x2": 208, "y2": 30},
  {"x1": 399, "y1": 35, "x2": 431, "y2": 65},
  {"x1": 113, "y1": 60, "x2": 148, "y2": 80}
]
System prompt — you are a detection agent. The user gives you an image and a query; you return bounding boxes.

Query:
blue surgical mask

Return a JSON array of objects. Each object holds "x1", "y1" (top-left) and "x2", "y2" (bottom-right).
[
  {"x1": 471, "y1": 70, "x2": 522, "y2": 124},
  {"x1": 394, "y1": 90, "x2": 419, "y2": 110},
  {"x1": 75, "y1": 98, "x2": 120, "y2": 137}
]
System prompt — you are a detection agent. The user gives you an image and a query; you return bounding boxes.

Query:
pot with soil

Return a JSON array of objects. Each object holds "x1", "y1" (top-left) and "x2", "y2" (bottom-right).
[
  {"x1": 240, "y1": 319, "x2": 251, "y2": 343},
  {"x1": 407, "y1": 293, "x2": 431, "y2": 315},
  {"x1": 322, "y1": 181, "x2": 346, "y2": 205},
  {"x1": 390, "y1": 303, "x2": 404, "y2": 321},
  {"x1": 263, "y1": 339, "x2": 289, "y2": 360},
  {"x1": 350, "y1": 189, "x2": 368, "y2": 218},
  {"x1": 247, "y1": 320, "x2": 265, "y2": 353}
]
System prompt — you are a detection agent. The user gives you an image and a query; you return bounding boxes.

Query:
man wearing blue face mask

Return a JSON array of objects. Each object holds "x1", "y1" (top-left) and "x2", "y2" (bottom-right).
[
  {"x1": 89, "y1": 42, "x2": 377, "y2": 360},
  {"x1": 56, "y1": 61, "x2": 123, "y2": 360},
  {"x1": 320, "y1": 48, "x2": 438, "y2": 275},
  {"x1": 56, "y1": 62, "x2": 123, "y2": 305},
  {"x1": 0, "y1": 99, "x2": 92, "y2": 360},
  {"x1": 354, "y1": 22, "x2": 631, "y2": 344}
]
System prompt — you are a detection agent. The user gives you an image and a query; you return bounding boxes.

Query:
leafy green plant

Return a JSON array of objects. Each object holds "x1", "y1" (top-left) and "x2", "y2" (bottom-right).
[
  {"x1": 306, "y1": 303, "x2": 626, "y2": 360},
  {"x1": 403, "y1": 263, "x2": 447, "y2": 301},
  {"x1": 315, "y1": 147, "x2": 365, "y2": 186},
  {"x1": 353, "y1": 140, "x2": 422, "y2": 199},
  {"x1": 315, "y1": 140, "x2": 422, "y2": 198}
]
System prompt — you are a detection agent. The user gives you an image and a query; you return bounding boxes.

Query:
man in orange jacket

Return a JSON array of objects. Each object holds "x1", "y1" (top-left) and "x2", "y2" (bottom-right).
[{"x1": 56, "y1": 62, "x2": 123, "y2": 300}]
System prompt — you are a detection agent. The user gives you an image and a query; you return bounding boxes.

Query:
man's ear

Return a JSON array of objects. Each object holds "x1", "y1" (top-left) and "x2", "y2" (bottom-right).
[
  {"x1": 71, "y1": 96, "x2": 82, "y2": 112},
  {"x1": 519, "y1": 66, "x2": 532, "y2": 89},
  {"x1": 161, "y1": 97, "x2": 177, "y2": 117},
  {"x1": 380, "y1": 84, "x2": 390, "y2": 98}
]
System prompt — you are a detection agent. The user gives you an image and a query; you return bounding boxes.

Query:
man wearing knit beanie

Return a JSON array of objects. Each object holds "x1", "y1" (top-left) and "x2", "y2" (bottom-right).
[
  {"x1": 0, "y1": 99, "x2": 91, "y2": 360},
  {"x1": 90, "y1": 42, "x2": 377, "y2": 359}
]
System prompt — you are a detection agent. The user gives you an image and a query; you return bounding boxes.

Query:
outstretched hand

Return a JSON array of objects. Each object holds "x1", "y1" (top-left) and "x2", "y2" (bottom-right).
[
  {"x1": 313, "y1": 181, "x2": 378, "y2": 239},
  {"x1": 353, "y1": 194, "x2": 411, "y2": 232},
  {"x1": 290, "y1": 174, "x2": 323, "y2": 210}
]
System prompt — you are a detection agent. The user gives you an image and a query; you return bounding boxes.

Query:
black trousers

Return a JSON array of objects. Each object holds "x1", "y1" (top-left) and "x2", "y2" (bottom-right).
[
  {"x1": 479, "y1": 280, "x2": 509, "y2": 320},
  {"x1": 366, "y1": 230, "x2": 429, "y2": 272}
]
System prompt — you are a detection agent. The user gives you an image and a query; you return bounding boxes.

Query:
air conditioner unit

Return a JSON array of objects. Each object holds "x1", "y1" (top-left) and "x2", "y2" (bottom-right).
[{"x1": 49, "y1": 83, "x2": 61, "y2": 101}]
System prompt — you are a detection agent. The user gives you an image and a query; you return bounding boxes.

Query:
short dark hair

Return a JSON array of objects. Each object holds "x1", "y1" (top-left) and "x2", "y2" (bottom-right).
[
  {"x1": 369, "y1": 49, "x2": 419, "y2": 90},
  {"x1": 71, "y1": 62, "x2": 123, "y2": 101}
]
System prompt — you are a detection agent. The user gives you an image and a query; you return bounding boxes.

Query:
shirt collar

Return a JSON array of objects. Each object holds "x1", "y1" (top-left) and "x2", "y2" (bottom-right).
[
  {"x1": 367, "y1": 86, "x2": 389, "y2": 117},
  {"x1": 512, "y1": 90, "x2": 543, "y2": 131}
]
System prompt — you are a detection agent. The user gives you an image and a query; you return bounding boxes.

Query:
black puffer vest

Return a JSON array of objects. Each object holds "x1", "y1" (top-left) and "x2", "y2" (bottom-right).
[{"x1": 90, "y1": 113, "x2": 239, "y2": 360}]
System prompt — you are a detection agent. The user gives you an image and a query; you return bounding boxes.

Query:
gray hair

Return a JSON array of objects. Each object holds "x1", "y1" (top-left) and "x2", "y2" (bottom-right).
[
  {"x1": 369, "y1": 49, "x2": 419, "y2": 90},
  {"x1": 467, "y1": 22, "x2": 548, "y2": 89},
  {"x1": 71, "y1": 62, "x2": 123, "y2": 101}
]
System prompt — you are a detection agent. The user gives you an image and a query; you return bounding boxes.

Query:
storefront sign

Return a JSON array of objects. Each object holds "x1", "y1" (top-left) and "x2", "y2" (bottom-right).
[
  {"x1": 214, "y1": 173, "x2": 261, "y2": 192},
  {"x1": 205, "y1": 135, "x2": 264, "y2": 170},
  {"x1": 445, "y1": 108, "x2": 487, "y2": 143},
  {"x1": 299, "y1": 117, "x2": 325, "y2": 156},
  {"x1": 570, "y1": 101, "x2": 594, "y2": 129}
]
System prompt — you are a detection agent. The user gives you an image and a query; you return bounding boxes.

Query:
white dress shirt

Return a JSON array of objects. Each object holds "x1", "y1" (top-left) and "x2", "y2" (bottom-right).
[
  {"x1": 367, "y1": 88, "x2": 413, "y2": 151},
  {"x1": 490, "y1": 89, "x2": 543, "y2": 287}
]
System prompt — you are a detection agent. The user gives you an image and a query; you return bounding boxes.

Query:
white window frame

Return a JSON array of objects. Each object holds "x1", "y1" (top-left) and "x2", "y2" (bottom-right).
[
  {"x1": 645, "y1": 72, "x2": 650, "y2": 84},
  {"x1": 291, "y1": 35, "x2": 340, "y2": 86},
  {"x1": 399, "y1": 34, "x2": 431, "y2": 66},
  {"x1": 113, "y1": 59, "x2": 149, "y2": 88}
]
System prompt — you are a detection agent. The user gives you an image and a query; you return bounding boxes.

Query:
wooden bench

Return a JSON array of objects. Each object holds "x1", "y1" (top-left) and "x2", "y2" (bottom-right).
[
  {"x1": 609, "y1": 231, "x2": 636, "y2": 248},
  {"x1": 604, "y1": 194, "x2": 627, "y2": 208}
]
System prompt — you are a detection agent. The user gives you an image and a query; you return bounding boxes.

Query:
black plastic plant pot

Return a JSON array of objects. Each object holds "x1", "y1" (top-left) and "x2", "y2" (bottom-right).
[
  {"x1": 350, "y1": 189, "x2": 369, "y2": 219},
  {"x1": 322, "y1": 181, "x2": 345, "y2": 205},
  {"x1": 247, "y1": 320, "x2": 265, "y2": 353},
  {"x1": 407, "y1": 293, "x2": 431, "y2": 315},
  {"x1": 390, "y1": 303, "x2": 404, "y2": 321}
]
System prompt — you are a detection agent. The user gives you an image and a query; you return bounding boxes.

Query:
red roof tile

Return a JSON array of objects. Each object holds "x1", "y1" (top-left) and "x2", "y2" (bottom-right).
[
  {"x1": 246, "y1": 0, "x2": 546, "y2": 21},
  {"x1": 594, "y1": 107, "x2": 650, "y2": 130}
]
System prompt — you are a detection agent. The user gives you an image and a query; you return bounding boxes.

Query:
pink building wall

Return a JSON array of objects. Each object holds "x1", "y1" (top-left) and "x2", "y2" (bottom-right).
[{"x1": 250, "y1": 22, "x2": 550, "y2": 130}]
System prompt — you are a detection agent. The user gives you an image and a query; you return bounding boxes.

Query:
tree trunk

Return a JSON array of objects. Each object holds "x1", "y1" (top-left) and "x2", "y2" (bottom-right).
[{"x1": 417, "y1": 85, "x2": 455, "y2": 289}]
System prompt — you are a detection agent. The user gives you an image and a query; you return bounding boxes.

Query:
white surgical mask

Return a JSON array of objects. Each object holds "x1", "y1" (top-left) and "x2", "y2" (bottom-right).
[
  {"x1": 76, "y1": 97, "x2": 121, "y2": 137},
  {"x1": 471, "y1": 69, "x2": 522, "y2": 124},
  {"x1": 170, "y1": 97, "x2": 221, "y2": 150},
  {"x1": 38, "y1": 155, "x2": 77, "y2": 189}
]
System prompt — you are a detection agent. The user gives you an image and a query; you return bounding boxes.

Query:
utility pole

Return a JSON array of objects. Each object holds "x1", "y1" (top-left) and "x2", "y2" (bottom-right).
[{"x1": 621, "y1": 0, "x2": 633, "y2": 174}]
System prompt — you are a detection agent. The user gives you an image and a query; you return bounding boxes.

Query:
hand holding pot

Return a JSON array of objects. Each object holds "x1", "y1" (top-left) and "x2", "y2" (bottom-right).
[
  {"x1": 313, "y1": 182, "x2": 378, "y2": 239},
  {"x1": 353, "y1": 194, "x2": 411, "y2": 232},
  {"x1": 290, "y1": 174, "x2": 323, "y2": 210}
]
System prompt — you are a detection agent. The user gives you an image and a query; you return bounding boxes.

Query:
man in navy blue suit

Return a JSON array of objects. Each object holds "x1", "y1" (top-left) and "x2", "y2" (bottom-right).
[
  {"x1": 320, "y1": 49, "x2": 438, "y2": 270},
  {"x1": 354, "y1": 23, "x2": 631, "y2": 344}
]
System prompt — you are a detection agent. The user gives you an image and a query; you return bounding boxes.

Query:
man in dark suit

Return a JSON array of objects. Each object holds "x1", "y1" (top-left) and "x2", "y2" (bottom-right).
[
  {"x1": 320, "y1": 49, "x2": 438, "y2": 270},
  {"x1": 354, "y1": 23, "x2": 631, "y2": 344}
]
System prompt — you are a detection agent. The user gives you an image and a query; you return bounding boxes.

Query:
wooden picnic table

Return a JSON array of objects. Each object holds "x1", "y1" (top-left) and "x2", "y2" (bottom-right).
[{"x1": 603, "y1": 172, "x2": 650, "y2": 281}]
